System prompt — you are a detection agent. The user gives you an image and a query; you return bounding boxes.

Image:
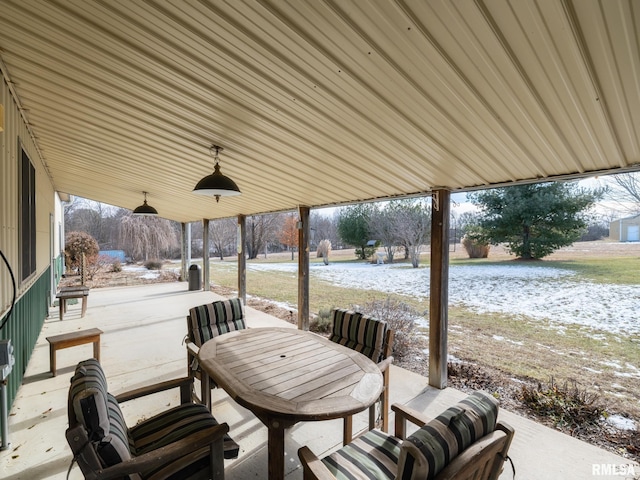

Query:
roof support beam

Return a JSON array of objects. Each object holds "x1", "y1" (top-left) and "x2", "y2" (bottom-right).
[
  {"x1": 237, "y1": 215, "x2": 247, "y2": 305},
  {"x1": 429, "y1": 189, "x2": 450, "y2": 389},
  {"x1": 297, "y1": 206, "x2": 310, "y2": 331},
  {"x1": 180, "y1": 222, "x2": 189, "y2": 282},
  {"x1": 203, "y1": 218, "x2": 210, "y2": 291}
]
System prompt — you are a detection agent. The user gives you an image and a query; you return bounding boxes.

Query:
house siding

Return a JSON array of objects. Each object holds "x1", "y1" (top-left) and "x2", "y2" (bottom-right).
[{"x1": 1, "y1": 73, "x2": 60, "y2": 420}]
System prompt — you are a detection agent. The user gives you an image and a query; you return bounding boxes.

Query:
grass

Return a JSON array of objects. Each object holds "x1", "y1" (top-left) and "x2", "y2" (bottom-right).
[{"x1": 205, "y1": 246, "x2": 640, "y2": 419}]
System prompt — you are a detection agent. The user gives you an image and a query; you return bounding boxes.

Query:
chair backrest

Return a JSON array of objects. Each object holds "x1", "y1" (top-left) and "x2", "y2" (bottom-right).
[
  {"x1": 187, "y1": 298, "x2": 246, "y2": 347},
  {"x1": 329, "y1": 308, "x2": 388, "y2": 363},
  {"x1": 67, "y1": 358, "x2": 135, "y2": 475},
  {"x1": 397, "y1": 391, "x2": 500, "y2": 480}
]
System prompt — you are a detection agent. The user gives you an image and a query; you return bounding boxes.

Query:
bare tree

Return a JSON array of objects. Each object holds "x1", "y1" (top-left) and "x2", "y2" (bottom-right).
[
  {"x1": 310, "y1": 211, "x2": 339, "y2": 250},
  {"x1": 119, "y1": 214, "x2": 179, "y2": 261},
  {"x1": 388, "y1": 199, "x2": 431, "y2": 268},
  {"x1": 245, "y1": 213, "x2": 283, "y2": 259},
  {"x1": 210, "y1": 218, "x2": 237, "y2": 260},
  {"x1": 368, "y1": 202, "x2": 400, "y2": 263},
  {"x1": 606, "y1": 172, "x2": 640, "y2": 215}
]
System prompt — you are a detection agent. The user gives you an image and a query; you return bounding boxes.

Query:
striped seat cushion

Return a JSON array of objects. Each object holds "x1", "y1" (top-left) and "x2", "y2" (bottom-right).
[
  {"x1": 329, "y1": 308, "x2": 387, "y2": 362},
  {"x1": 399, "y1": 391, "x2": 499, "y2": 479},
  {"x1": 188, "y1": 298, "x2": 246, "y2": 346},
  {"x1": 69, "y1": 359, "x2": 133, "y2": 467},
  {"x1": 130, "y1": 403, "x2": 240, "y2": 462},
  {"x1": 321, "y1": 429, "x2": 401, "y2": 480}
]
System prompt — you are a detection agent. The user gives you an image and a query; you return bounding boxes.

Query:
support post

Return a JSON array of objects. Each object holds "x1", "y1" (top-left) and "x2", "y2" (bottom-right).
[
  {"x1": 180, "y1": 223, "x2": 188, "y2": 281},
  {"x1": 237, "y1": 215, "x2": 246, "y2": 304},
  {"x1": 429, "y1": 189, "x2": 450, "y2": 389},
  {"x1": 203, "y1": 219, "x2": 210, "y2": 291},
  {"x1": 297, "y1": 206, "x2": 310, "y2": 331}
]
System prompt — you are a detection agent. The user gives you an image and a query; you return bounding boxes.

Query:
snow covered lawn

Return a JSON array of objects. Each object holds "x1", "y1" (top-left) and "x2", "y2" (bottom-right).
[{"x1": 247, "y1": 262, "x2": 640, "y2": 335}]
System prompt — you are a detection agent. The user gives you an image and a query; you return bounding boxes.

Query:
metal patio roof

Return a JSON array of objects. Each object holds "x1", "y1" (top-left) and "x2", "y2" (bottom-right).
[{"x1": 1, "y1": 0, "x2": 639, "y2": 223}]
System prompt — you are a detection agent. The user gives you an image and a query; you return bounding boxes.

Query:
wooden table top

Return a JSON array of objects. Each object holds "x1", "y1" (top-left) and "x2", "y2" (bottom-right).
[{"x1": 198, "y1": 327, "x2": 383, "y2": 424}]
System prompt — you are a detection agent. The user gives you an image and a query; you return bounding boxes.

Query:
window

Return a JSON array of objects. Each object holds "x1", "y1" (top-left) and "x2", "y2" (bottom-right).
[{"x1": 20, "y1": 146, "x2": 36, "y2": 281}]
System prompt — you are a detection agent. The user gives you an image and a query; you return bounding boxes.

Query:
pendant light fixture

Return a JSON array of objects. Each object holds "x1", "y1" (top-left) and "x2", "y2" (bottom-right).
[
  {"x1": 132, "y1": 191, "x2": 158, "y2": 216},
  {"x1": 193, "y1": 145, "x2": 241, "y2": 202}
]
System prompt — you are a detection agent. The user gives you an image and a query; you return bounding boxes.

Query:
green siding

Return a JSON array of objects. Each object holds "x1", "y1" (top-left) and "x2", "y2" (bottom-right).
[{"x1": 0, "y1": 268, "x2": 50, "y2": 424}]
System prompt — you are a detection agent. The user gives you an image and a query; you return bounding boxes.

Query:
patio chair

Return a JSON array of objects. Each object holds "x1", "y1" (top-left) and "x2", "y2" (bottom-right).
[
  {"x1": 186, "y1": 298, "x2": 246, "y2": 409},
  {"x1": 329, "y1": 308, "x2": 394, "y2": 444},
  {"x1": 65, "y1": 358, "x2": 240, "y2": 480},
  {"x1": 298, "y1": 390, "x2": 515, "y2": 480}
]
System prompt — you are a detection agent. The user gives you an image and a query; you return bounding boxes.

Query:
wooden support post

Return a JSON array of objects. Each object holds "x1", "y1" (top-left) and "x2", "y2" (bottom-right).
[
  {"x1": 237, "y1": 215, "x2": 246, "y2": 305},
  {"x1": 203, "y1": 218, "x2": 210, "y2": 291},
  {"x1": 180, "y1": 222, "x2": 189, "y2": 282},
  {"x1": 297, "y1": 206, "x2": 310, "y2": 331},
  {"x1": 429, "y1": 189, "x2": 450, "y2": 389}
]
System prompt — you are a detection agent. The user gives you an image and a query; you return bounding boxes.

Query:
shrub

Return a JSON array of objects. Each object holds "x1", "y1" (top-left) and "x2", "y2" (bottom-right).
[
  {"x1": 350, "y1": 297, "x2": 425, "y2": 360},
  {"x1": 520, "y1": 377, "x2": 604, "y2": 431},
  {"x1": 144, "y1": 259, "x2": 163, "y2": 270},
  {"x1": 355, "y1": 245, "x2": 377, "y2": 260},
  {"x1": 65, "y1": 231, "x2": 99, "y2": 272},
  {"x1": 462, "y1": 235, "x2": 490, "y2": 258},
  {"x1": 317, "y1": 239, "x2": 332, "y2": 265},
  {"x1": 310, "y1": 307, "x2": 333, "y2": 334}
]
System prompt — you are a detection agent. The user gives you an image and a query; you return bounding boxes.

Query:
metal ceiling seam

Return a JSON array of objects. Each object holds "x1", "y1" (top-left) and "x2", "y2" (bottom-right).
[
  {"x1": 528, "y1": 1, "x2": 620, "y2": 172},
  {"x1": 251, "y1": 0, "x2": 454, "y2": 183},
  {"x1": 462, "y1": 0, "x2": 573, "y2": 177},
  {"x1": 537, "y1": 0, "x2": 615, "y2": 171},
  {"x1": 417, "y1": 0, "x2": 560, "y2": 177},
  {"x1": 0, "y1": 54, "x2": 51, "y2": 183},
  {"x1": 570, "y1": 0, "x2": 637, "y2": 166},
  {"x1": 14, "y1": 75, "x2": 247, "y2": 175},
  {"x1": 374, "y1": 0, "x2": 524, "y2": 182},
  {"x1": 206, "y1": 4, "x2": 450, "y2": 187},
  {"x1": 303, "y1": 0, "x2": 495, "y2": 184},
  {"x1": 509, "y1": 7, "x2": 600, "y2": 175}
]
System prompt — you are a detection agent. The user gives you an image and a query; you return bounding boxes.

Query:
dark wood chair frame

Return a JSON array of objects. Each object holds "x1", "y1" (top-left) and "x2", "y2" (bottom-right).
[
  {"x1": 300, "y1": 402, "x2": 514, "y2": 480},
  {"x1": 66, "y1": 376, "x2": 229, "y2": 480},
  {"x1": 342, "y1": 328, "x2": 394, "y2": 445}
]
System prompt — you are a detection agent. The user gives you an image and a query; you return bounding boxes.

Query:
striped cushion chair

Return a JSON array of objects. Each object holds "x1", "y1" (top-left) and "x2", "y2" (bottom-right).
[
  {"x1": 330, "y1": 308, "x2": 394, "y2": 444},
  {"x1": 66, "y1": 358, "x2": 239, "y2": 480},
  {"x1": 298, "y1": 391, "x2": 514, "y2": 480},
  {"x1": 186, "y1": 298, "x2": 246, "y2": 408}
]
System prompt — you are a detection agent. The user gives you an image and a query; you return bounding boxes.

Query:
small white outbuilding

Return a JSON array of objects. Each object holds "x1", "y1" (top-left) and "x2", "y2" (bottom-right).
[{"x1": 610, "y1": 215, "x2": 640, "y2": 242}]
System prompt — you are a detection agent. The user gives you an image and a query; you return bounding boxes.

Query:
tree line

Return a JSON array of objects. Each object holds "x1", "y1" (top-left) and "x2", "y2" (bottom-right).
[{"x1": 64, "y1": 173, "x2": 639, "y2": 265}]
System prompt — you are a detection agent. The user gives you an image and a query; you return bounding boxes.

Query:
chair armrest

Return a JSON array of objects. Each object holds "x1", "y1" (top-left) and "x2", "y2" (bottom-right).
[
  {"x1": 298, "y1": 446, "x2": 337, "y2": 480},
  {"x1": 94, "y1": 423, "x2": 229, "y2": 480},
  {"x1": 391, "y1": 403, "x2": 431, "y2": 440},
  {"x1": 114, "y1": 376, "x2": 193, "y2": 404},
  {"x1": 377, "y1": 356, "x2": 394, "y2": 372},
  {"x1": 186, "y1": 340, "x2": 200, "y2": 357}
]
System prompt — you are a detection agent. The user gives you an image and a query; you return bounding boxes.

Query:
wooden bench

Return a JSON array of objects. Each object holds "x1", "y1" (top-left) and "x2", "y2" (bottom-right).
[
  {"x1": 56, "y1": 286, "x2": 90, "y2": 320},
  {"x1": 46, "y1": 328, "x2": 103, "y2": 376}
]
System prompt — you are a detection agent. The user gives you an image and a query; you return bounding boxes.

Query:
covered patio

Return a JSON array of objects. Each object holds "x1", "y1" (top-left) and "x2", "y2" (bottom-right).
[
  {"x1": 2, "y1": 281, "x2": 636, "y2": 479},
  {"x1": 1, "y1": 1, "x2": 640, "y2": 477}
]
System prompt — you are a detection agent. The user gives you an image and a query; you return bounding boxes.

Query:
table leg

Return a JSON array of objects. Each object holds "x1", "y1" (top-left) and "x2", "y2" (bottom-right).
[
  {"x1": 59, "y1": 299, "x2": 64, "y2": 321},
  {"x1": 81, "y1": 296, "x2": 87, "y2": 317},
  {"x1": 268, "y1": 422, "x2": 286, "y2": 480},
  {"x1": 93, "y1": 339, "x2": 100, "y2": 361},
  {"x1": 49, "y1": 344, "x2": 56, "y2": 376}
]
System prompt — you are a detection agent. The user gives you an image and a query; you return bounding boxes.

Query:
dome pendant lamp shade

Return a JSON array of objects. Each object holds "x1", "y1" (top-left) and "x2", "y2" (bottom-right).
[
  {"x1": 133, "y1": 191, "x2": 158, "y2": 216},
  {"x1": 193, "y1": 145, "x2": 241, "y2": 203}
]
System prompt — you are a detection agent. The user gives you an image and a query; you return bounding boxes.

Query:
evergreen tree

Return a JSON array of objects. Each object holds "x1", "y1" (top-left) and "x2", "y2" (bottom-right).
[
  {"x1": 469, "y1": 182, "x2": 602, "y2": 259},
  {"x1": 337, "y1": 204, "x2": 375, "y2": 259}
]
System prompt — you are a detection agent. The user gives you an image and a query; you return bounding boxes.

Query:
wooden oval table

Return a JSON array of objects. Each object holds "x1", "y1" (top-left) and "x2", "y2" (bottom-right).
[{"x1": 198, "y1": 327, "x2": 383, "y2": 480}]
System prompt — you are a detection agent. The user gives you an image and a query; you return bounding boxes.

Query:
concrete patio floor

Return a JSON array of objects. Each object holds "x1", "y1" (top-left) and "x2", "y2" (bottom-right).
[{"x1": 1, "y1": 281, "x2": 637, "y2": 480}]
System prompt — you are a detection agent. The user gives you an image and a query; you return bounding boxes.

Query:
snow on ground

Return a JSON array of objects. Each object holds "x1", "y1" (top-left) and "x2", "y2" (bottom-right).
[{"x1": 247, "y1": 262, "x2": 640, "y2": 335}]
